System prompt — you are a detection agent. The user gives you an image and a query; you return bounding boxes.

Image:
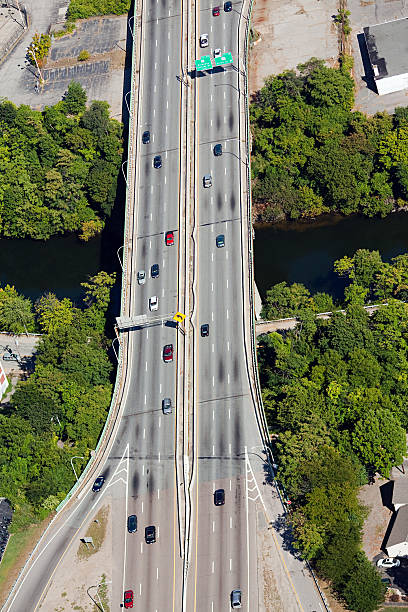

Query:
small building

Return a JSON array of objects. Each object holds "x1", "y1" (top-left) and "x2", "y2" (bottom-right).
[
  {"x1": 393, "y1": 479, "x2": 408, "y2": 512},
  {"x1": 363, "y1": 18, "x2": 408, "y2": 95},
  {"x1": 386, "y1": 505, "x2": 408, "y2": 558}
]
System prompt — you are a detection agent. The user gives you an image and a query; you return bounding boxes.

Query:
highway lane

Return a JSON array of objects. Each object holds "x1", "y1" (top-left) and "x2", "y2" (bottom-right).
[
  {"x1": 190, "y1": 0, "x2": 265, "y2": 609},
  {"x1": 119, "y1": 0, "x2": 184, "y2": 608},
  {"x1": 4, "y1": 0, "x2": 185, "y2": 608}
]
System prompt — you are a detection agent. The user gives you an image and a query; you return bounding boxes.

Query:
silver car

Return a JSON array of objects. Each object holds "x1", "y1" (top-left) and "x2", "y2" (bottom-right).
[
  {"x1": 137, "y1": 270, "x2": 146, "y2": 285},
  {"x1": 149, "y1": 296, "x2": 158, "y2": 311}
]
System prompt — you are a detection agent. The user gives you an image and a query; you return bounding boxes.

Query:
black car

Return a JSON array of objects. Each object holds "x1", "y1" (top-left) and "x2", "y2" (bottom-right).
[
  {"x1": 127, "y1": 514, "x2": 137, "y2": 533},
  {"x1": 151, "y1": 263, "x2": 159, "y2": 278},
  {"x1": 214, "y1": 143, "x2": 222, "y2": 156},
  {"x1": 201, "y1": 324, "x2": 209, "y2": 337},
  {"x1": 214, "y1": 489, "x2": 225, "y2": 506},
  {"x1": 92, "y1": 476, "x2": 105, "y2": 492},
  {"x1": 145, "y1": 525, "x2": 156, "y2": 543},
  {"x1": 142, "y1": 130, "x2": 150, "y2": 144},
  {"x1": 224, "y1": 0, "x2": 232, "y2": 10},
  {"x1": 153, "y1": 155, "x2": 162, "y2": 169}
]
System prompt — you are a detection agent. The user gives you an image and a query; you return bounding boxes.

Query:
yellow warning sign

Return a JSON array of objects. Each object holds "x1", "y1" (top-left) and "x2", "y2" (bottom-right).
[{"x1": 173, "y1": 312, "x2": 186, "y2": 323}]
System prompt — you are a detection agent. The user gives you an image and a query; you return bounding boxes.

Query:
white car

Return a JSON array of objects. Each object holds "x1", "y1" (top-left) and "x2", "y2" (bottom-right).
[
  {"x1": 377, "y1": 557, "x2": 400, "y2": 568},
  {"x1": 137, "y1": 270, "x2": 146, "y2": 285},
  {"x1": 214, "y1": 48, "x2": 222, "y2": 58},
  {"x1": 149, "y1": 296, "x2": 158, "y2": 311},
  {"x1": 200, "y1": 33, "x2": 209, "y2": 48}
]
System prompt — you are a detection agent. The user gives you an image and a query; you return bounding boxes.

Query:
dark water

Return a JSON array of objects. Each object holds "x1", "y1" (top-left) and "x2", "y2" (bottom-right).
[
  {"x1": 254, "y1": 212, "x2": 408, "y2": 301},
  {"x1": 0, "y1": 234, "x2": 105, "y2": 303}
]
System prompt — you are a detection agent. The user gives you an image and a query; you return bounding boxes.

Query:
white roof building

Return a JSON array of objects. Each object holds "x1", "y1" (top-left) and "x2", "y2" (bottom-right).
[{"x1": 363, "y1": 18, "x2": 408, "y2": 95}]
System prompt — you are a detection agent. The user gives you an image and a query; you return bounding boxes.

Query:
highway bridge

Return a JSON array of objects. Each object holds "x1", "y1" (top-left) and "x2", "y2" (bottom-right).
[{"x1": 2, "y1": 1, "x2": 328, "y2": 611}]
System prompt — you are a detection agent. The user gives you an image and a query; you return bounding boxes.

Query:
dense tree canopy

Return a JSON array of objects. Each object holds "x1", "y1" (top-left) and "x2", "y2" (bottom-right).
[
  {"x1": 0, "y1": 271, "x2": 116, "y2": 528},
  {"x1": 251, "y1": 59, "x2": 408, "y2": 221},
  {"x1": 0, "y1": 83, "x2": 123, "y2": 239},
  {"x1": 257, "y1": 251, "x2": 408, "y2": 610}
]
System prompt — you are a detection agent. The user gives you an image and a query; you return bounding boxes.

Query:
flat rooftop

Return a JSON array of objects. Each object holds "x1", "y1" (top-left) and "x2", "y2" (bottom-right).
[{"x1": 364, "y1": 18, "x2": 408, "y2": 80}]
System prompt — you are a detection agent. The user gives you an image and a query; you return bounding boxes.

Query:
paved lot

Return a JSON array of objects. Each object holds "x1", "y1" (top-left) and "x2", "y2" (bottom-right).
[
  {"x1": 0, "y1": 0, "x2": 65, "y2": 102},
  {"x1": 249, "y1": 0, "x2": 338, "y2": 94},
  {"x1": 349, "y1": 0, "x2": 408, "y2": 114},
  {"x1": 0, "y1": 3, "x2": 128, "y2": 120}
]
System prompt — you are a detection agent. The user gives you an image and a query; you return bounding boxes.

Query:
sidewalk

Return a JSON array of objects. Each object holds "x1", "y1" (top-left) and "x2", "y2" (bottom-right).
[{"x1": 248, "y1": 451, "x2": 327, "y2": 612}]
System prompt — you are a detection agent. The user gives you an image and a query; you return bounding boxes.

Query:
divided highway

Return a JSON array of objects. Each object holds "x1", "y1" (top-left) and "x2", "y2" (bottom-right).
[{"x1": 2, "y1": 0, "x2": 330, "y2": 610}]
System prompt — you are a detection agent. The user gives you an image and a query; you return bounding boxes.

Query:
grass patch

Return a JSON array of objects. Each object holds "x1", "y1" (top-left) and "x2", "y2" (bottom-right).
[
  {"x1": 0, "y1": 516, "x2": 53, "y2": 607},
  {"x1": 77, "y1": 506, "x2": 109, "y2": 560}
]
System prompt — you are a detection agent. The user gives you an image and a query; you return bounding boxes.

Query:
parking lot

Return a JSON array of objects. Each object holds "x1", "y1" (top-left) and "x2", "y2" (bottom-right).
[{"x1": 249, "y1": 0, "x2": 338, "y2": 94}]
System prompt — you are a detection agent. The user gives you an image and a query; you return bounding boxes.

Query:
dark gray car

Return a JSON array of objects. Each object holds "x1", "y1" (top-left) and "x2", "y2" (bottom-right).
[
  {"x1": 162, "y1": 398, "x2": 172, "y2": 414},
  {"x1": 127, "y1": 514, "x2": 137, "y2": 533},
  {"x1": 231, "y1": 589, "x2": 241, "y2": 608}
]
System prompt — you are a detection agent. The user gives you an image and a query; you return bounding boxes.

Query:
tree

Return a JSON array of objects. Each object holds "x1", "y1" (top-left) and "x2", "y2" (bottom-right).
[
  {"x1": 35, "y1": 293, "x2": 76, "y2": 334},
  {"x1": 81, "y1": 271, "x2": 116, "y2": 312},
  {"x1": 305, "y1": 64, "x2": 354, "y2": 110},
  {"x1": 26, "y1": 33, "x2": 51, "y2": 69},
  {"x1": 344, "y1": 283, "x2": 369, "y2": 305},
  {"x1": 0, "y1": 285, "x2": 35, "y2": 333},
  {"x1": 64, "y1": 81, "x2": 87, "y2": 115},
  {"x1": 342, "y1": 553, "x2": 385, "y2": 612},
  {"x1": 12, "y1": 381, "x2": 58, "y2": 434},
  {"x1": 80, "y1": 101, "x2": 110, "y2": 138},
  {"x1": 261, "y1": 282, "x2": 312, "y2": 319},
  {"x1": 351, "y1": 407, "x2": 406, "y2": 475},
  {"x1": 312, "y1": 292, "x2": 335, "y2": 313}
]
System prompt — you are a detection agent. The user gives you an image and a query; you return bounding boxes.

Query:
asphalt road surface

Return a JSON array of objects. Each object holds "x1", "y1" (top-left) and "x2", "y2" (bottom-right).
[
  {"x1": 187, "y1": 0, "x2": 265, "y2": 610},
  {"x1": 4, "y1": 0, "x2": 185, "y2": 608}
]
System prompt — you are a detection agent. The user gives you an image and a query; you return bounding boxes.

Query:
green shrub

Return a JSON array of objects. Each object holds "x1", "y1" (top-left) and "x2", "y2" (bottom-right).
[{"x1": 77, "y1": 49, "x2": 90, "y2": 61}]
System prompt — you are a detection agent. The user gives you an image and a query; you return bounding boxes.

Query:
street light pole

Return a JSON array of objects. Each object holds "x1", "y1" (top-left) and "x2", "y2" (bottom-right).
[
  {"x1": 111, "y1": 337, "x2": 120, "y2": 362},
  {"x1": 70, "y1": 456, "x2": 84, "y2": 481},
  {"x1": 87, "y1": 580, "x2": 112, "y2": 612},
  {"x1": 117, "y1": 245, "x2": 124, "y2": 271}
]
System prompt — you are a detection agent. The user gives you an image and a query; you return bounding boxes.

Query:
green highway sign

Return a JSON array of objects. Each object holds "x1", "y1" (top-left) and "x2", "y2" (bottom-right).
[
  {"x1": 214, "y1": 52, "x2": 233, "y2": 66},
  {"x1": 195, "y1": 55, "x2": 212, "y2": 71}
]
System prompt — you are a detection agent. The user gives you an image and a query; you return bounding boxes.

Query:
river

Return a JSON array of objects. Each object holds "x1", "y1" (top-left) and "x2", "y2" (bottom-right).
[
  {"x1": 0, "y1": 230, "x2": 121, "y2": 304},
  {"x1": 254, "y1": 212, "x2": 408, "y2": 301}
]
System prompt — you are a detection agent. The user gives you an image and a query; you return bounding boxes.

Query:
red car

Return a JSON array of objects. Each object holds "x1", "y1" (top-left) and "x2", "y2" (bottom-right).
[
  {"x1": 213, "y1": 5, "x2": 220, "y2": 15},
  {"x1": 163, "y1": 344, "x2": 173, "y2": 363},
  {"x1": 165, "y1": 230, "x2": 174, "y2": 246},
  {"x1": 124, "y1": 590, "x2": 133, "y2": 609}
]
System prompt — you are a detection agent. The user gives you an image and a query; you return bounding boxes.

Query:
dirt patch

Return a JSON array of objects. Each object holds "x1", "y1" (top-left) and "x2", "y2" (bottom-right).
[
  {"x1": 317, "y1": 577, "x2": 351, "y2": 612},
  {"x1": 77, "y1": 506, "x2": 109, "y2": 561},
  {"x1": 39, "y1": 502, "x2": 112, "y2": 611},
  {"x1": 45, "y1": 49, "x2": 125, "y2": 71},
  {"x1": 249, "y1": 0, "x2": 339, "y2": 94}
]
